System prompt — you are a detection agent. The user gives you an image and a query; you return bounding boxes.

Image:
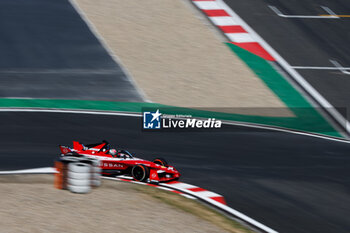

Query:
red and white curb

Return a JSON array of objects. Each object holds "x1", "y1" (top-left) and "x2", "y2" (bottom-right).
[
  {"x1": 107, "y1": 176, "x2": 226, "y2": 204},
  {"x1": 160, "y1": 180, "x2": 226, "y2": 204},
  {"x1": 192, "y1": 0, "x2": 275, "y2": 61},
  {"x1": 0, "y1": 167, "x2": 278, "y2": 233}
]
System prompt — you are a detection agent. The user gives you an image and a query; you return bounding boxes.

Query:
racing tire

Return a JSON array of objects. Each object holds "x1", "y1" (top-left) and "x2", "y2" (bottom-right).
[
  {"x1": 68, "y1": 162, "x2": 91, "y2": 173},
  {"x1": 68, "y1": 171, "x2": 91, "y2": 180},
  {"x1": 153, "y1": 158, "x2": 168, "y2": 167},
  {"x1": 131, "y1": 164, "x2": 149, "y2": 182},
  {"x1": 68, "y1": 178, "x2": 91, "y2": 186},
  {"x1": 67, "y1": 184, "x2": 91, "y2": 194}
]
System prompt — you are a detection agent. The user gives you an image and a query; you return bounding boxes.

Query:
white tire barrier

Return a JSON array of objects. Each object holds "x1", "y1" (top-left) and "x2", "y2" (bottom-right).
[
  {"x1": 68, "y1": 162, "x2": 91, "y2": 173},
  {"x1": 68, "y1": 177, "x2": 91, "y2": 186},
  {"x1": 67, "y1": 184, "x2": 91, "y2": 194},
  {"x1": 91, "y1": 173, "x2": 100, "y2": 179},
  {"x1": 55, "y1": 156, "x2": 102, "y2": 192},
  {"x1": 93, "y1": 166, "x2": 102, "y2": 174},
  {"x1": 67, "y1": 162, "x2": 92, "y2": 194},
  {"x1": 92, "y1": 168, "x2": 101, "y2": 187},
  {"x1": 67, "y1": 171, "x2": 91, "y2": 180},
  {"x1": 78, "y1": 158, "x2": 101, "y2": 187}
]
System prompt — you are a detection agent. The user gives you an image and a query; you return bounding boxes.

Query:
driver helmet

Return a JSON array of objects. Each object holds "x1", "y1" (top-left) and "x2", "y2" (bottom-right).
[{"x1": 109, "y1": 149, "x2": 117, "y2": 156}]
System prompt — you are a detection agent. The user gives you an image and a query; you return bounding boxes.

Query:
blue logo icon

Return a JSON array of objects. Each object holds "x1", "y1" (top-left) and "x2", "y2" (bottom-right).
[{"x1": 143, "y1": 109, "x2": 162, "y2": 129}]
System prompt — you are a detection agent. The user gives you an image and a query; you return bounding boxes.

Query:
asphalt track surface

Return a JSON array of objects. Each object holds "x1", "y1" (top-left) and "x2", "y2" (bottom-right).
[
  {"x1": 223, "y1": 0, "x2": 350, "y2": 119},
  {"x1": 0, "y1": 0, "x2": 142, "y2": 101},
  {"x1": 1, "y1": 112, "x2": 350, "y2": 233}
]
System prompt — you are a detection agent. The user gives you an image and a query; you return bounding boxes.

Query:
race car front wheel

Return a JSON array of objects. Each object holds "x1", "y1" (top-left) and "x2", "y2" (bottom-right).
[
  {"x1": 131, "y1": 164, "x2": 149, "y2": 182},
  {"x1": 153, "y1": 158, "x2": 168, "y2": 167}
]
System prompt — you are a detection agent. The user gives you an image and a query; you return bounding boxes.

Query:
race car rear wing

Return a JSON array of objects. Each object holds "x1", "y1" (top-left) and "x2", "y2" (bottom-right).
[
  {"x1": 73, "y1": 141, "x2": 84, "y2": 150},
  {"x1": 59, "y1": 140, "x2": 110, "y2": 155}
]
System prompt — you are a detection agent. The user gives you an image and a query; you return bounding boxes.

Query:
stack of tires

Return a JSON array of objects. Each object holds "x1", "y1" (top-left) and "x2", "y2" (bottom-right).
[
  {"x1": 54, "y1": 156, "x2": 81, "y2": 190},
  {"x1": 54, "y1": 156, "x2": 101, "y2": 194},
  {"x1": 67, "y1": 162, "x2": 92, "y2": 194},
  {"x1": 78, "y1": 157, "x2": 101, "y2": 188}
]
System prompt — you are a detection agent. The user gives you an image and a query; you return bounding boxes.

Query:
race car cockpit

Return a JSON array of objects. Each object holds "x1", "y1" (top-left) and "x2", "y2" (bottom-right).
[{"x1": 115, "y1": 150, "x2": 134, "y2": 159}]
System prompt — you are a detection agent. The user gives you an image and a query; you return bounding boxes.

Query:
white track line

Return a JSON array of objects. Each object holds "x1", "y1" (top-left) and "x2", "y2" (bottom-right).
[
  {"x1": 114, "y1": 175, "x2": 133, "y2": 180},
  {"x1": 222, "y1": 120, "x2": 350, "y2": 143},
  {"x1": 292, "y1": 66, "x2": 350, "y2": 70},
  {"x1": 215, "y1": 0, "x2": 350, "y2": 136},
  {"x1": 292, "y1": 59, "x2": 350, "y2": 74},
  {"x1": 180, "y1": 193, "x2": 197, "y2": 199},
  {"x1": 321, "y1": 6, "x2": 338, "y2": 17},
  {"x1": 0, "y1": 108, "x2": 141, "y2": 117},
  {"x1": 0, "y1": 107, "x2": 349, "y2": 143},
  {"x1": 157, "y1": 186, "x2": 174, "y2": 191},
  {"x1": 268, "y1": 5, "x2": 339, "y2": 19},
  {"x1": 0, "y1": 167, "x2": 57, "y2": 174},
  {"x1": 330, "y1": 60, "x2": 350, "y2": 75}
]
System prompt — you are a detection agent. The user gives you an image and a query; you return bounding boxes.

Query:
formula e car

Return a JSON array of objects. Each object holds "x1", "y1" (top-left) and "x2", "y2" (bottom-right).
[{"x1": 59, "y1": 140, "x2": 180, "y2": 183}]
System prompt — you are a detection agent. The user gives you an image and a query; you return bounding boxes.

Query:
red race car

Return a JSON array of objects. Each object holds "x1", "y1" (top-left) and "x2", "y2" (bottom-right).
[{"x1": 59, "y1": 140, "x2": 180, "y2": 183}]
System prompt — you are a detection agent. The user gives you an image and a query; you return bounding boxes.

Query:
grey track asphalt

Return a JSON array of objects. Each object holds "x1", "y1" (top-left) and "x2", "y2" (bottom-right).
[
  {"x1": 222, "y1": 0, "x2": 350, "y2": 119},
  {"x1": 1, "y1": 112, "x2": 350, "y2": 233},
  {"x1": 0, "y1": 0, "x2": 143, "y2": 101}
]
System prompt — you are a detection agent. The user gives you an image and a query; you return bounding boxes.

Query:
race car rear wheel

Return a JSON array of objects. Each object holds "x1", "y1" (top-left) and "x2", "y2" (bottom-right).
[
  {"x1": 131, "y1": 164, "x2": 149, "y2": 182},
  {"x1": 153, "y1": 158, "x2": 168, "y2": 167}
]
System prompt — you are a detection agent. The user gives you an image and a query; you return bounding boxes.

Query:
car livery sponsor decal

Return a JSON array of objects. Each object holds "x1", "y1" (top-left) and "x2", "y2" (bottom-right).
[{"x1": 101, "y1": 162, "x2": 126, "y2": 169}]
